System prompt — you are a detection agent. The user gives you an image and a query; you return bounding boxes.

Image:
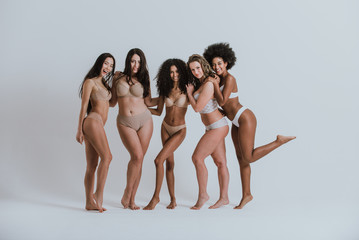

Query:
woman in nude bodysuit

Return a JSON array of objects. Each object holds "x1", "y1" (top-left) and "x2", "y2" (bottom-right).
[
  {"x1": 204, "y1": 43, "x2": 295, "y2": 209},
  {"x1": 143, "y1": 59, "x2": 190, "y2": 210},
  {"x1": 76, "y1": 53, "x2": 115, "y2": 212},
  {"x1": 110, "y1": 48, "x2": 157, "y2": 210}
]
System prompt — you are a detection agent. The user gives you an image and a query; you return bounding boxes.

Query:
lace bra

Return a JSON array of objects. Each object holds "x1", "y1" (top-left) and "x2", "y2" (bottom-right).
[{"x1": 194, "y1": 93, "x2": 218, "y2": 114}]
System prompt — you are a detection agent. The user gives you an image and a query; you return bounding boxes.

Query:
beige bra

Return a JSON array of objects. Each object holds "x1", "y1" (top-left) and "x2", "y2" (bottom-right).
[
  {"x1": 91, "y1": 80, "x2": 111, "y2": 101},
  {"x1": 116, "y1": 78, "x2": 144, "y2": 98},
  {"x1": 165, "y1": 94, "x2": 187, "y2": 108}
]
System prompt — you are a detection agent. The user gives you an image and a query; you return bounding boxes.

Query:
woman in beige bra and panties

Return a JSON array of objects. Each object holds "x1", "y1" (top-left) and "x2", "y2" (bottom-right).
[
  {"x1": 143, "y1": 59, "x2": 189, "y2": 210},
  {"x1": 204, "y1": 43, "x2": 296, "y2": 209},
  {"x1": 76, "y1": 53, "x2": 115, "y2": 212},
  {"x1": 110, "y1": 48, "x2": 157, "y2": 210},
  {"x1": 186, "y1": 54, "x2": 230, "y2": 210}
]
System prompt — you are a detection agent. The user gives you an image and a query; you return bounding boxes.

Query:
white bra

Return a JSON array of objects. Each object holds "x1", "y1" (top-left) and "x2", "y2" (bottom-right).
[{"x1": 220, "y1": 85, "x2": 238, "y2": 99}]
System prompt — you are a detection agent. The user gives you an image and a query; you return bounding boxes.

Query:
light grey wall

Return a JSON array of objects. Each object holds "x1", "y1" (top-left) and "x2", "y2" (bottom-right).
[{"x1": 1, "y1": 0, "x2": 358, "y2": 208}]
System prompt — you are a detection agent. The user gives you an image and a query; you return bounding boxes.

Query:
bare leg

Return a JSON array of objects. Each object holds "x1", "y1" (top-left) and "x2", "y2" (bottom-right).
[
  {"x1": 117, "y1": 118, "x2": 153, "y2": 210},
  {"x1": 84, "y1": 139, "x2": 99, "y2": 211},
  {"x1": 209, "y1": 139, "x2": 229, "y2": 209},
  {"x1": 144, "y1": 126, "x2": 185, "y2": 210},
  {"x1": 239, "y1": 110, "x2": 295, "y2": 164},
  {"x1": 165, "y1": 156, "x2": 177, "y2": 209},
  {"x1": 191, "y1": 125, "x2": 229, "y2": 210},
  {"x1": 83, "y1": 118, "x2": 112, "y2": 212}
]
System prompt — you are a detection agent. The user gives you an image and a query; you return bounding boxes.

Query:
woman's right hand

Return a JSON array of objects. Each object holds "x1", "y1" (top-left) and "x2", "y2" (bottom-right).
[
  {"x1": 186, "y1": 84, "x2": 194, "y2": 95},
  {"x1": 76, "y1": 130, "x2": 84, "y2": 144}
]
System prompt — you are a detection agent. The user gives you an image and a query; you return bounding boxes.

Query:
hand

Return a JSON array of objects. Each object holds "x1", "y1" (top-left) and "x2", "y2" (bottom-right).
[
  {"x1": 208, "y1": 75, "x2": 220, "y2": 84},
  {"x1": 186, "y1": 84, "x2": 194, "y2": 94},
  {"x1": 76, "y1": 130, "x2": 84, "y2": 144},
  {"x1": 218, "y1": 108, "x2": 227, "y2": 116}
]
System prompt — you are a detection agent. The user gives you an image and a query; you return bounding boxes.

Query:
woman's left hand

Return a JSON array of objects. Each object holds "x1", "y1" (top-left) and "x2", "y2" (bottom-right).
[{"x1": 186, "y1": 84, "x2": 194, "y2": 94}]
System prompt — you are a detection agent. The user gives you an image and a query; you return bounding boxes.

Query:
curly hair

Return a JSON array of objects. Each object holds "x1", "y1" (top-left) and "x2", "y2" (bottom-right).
[
  {"x1": 123, "y1": 48, "x2": 150, "y2": 98},
  {"x1": 79, "y1": 53, "x2": 115, "y2": 114},
  {"x1": 187, "y1": 54, "x2": 215, "y2": 91},
  {"x1": 203, "y1": 42, "x2": 237, "y2": 70},
  {"x1": 156, "y1": 58, "x2": 189, "y2": 98}
]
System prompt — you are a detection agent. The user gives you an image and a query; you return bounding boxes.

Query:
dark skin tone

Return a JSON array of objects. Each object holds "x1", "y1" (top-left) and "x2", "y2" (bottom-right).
[{"x1": 210, "y1": 56, "x2": 296, "y2": 209}]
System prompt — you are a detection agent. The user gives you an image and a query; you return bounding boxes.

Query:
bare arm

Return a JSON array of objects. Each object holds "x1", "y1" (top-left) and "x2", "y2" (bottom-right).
[
  {"x1": 149, "y1": 96, "x2": 165, "y2": 116},
  {"x1": 109, "y1": 71, "x2": 123, "y2": 107},
  {"x1": 144, "y1": 85, "x2": 159, "y2": 107},
  {"x1": 76, "y1": 79, "x2": 94, "y2": 144},
  {"x1": 186, "y1": 82, "x2": 214, "y2": 113},
  {"x1": 213, "y1": 75, "x2": 237, "y2": 106}
]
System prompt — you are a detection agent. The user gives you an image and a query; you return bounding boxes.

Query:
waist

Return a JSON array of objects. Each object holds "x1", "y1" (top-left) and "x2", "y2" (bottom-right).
[
  {"x1": 200, "y1": 110, "x2": 223, "y2": 126},
  {"x1": 117, "y1": 99, "x2": 148, "y2": 116}
]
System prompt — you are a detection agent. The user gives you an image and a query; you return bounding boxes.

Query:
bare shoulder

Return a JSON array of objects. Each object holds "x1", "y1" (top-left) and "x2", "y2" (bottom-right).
[
  {"x1": 225, "y1": 73, "x2": 236, "y2": 83},
  {"x1": 83, "y1": 78, "x2": 95, "y2": 87}
]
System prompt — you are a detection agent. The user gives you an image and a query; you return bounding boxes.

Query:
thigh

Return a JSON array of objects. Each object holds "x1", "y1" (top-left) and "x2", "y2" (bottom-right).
[
  {"x1": 83, "y1": 118, "x2": 111, "y2": 159},
  {"x1": 137, "y1": 117, "x2": 153, "y2": 155},
  {"x1": 158, "y1": 127, "x2": 186, "y2": 160},
  {"x1": 231, "y1": 124, "x2": 243, "y2": 158},
  {"x1": 211, "y1": 138, "x2": 227, "y2": 164},
  {"x1": 193, "y1": 125, "x2": 229, "y2": 160},
  {"x1": 84, "y1": 138, "x2": 99, "y2": 168},
  {"x1": 117, "y1": 123, "x2": 144, "y2": 157},
  {"x1": 238, "y1": 110, "x2": 257, "y2": 158}
]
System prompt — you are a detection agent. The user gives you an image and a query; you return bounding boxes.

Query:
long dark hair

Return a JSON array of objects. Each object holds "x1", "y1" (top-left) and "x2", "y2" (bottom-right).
[
  {"x1": 123, "y1": 48, "x2": 150, "y2": 98},
  {"x1": 156, "y1": 58, "x2": 189, "y2": 98},
  {"x1": 187, "y1": 54, "x2": 215, "y2": 91},
  {"x1": 79, "y1": 53, "x2": 115, "y2": 114}
]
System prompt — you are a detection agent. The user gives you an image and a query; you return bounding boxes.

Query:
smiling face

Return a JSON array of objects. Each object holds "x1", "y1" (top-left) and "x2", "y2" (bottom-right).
[
  {"x1": 189, "y1": 61, "x2": 204, "y2": 80},
  {"x1": 130, "y1": 54, "x2": 141, "y2": 75},
  {"x1": 212, "y1": 57, "x2": 228, "y2": 76},
  {"x1": 100, "y1": 57, "x2": 114, "y2": 77},
  {"x1": 170, "y1": 65, "x2": 179, "y2": 82}
]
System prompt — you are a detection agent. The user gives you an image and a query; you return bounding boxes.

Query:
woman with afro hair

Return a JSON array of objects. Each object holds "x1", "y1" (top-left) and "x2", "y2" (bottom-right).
[
  {"x1": 143, "y1": 59, "x2": 190, "y2": 210},
  {"x1": 186, "y1": 54, "x2": 230, "y2": 210},
  {"x1": 203, "y1": 42, "x2": 295, "y2": 209}
]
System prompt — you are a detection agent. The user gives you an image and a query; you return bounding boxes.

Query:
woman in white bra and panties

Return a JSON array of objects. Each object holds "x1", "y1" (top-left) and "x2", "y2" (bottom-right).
[
  {"x1": 186, "y1": 54, "x2": 230, "y2": 210},
  {"x1": 76, "y1": 53, "x2": 115, "y2": 212},
  {"x1": 143, "y1": 58, "x2": 190, "y2": 210},
  {"x1": 204, "y1": 43, "x2": 296, "y2": 209},
  {"x1": 110, "y1": 48, "x2": 157, "y2": 210}
]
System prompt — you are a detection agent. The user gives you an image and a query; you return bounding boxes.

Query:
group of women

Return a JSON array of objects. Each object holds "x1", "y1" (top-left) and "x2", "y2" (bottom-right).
[{"x1": 76, "y1": 43, "x2": 295, "y2": 212}]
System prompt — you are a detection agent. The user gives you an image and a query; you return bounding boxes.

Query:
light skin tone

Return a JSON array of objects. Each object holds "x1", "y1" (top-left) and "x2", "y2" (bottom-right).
[
  {"x1": 76, "y1": 57, "x2": 114, "y2": 212},
  {"x1": 143, "y1": 65, "x2": 188, "y2": 210},
  {"x1": 110, "y1": 53, "x2": 157, "y2": 210},
  {"x1": 210, "y1": 56, "x2": 296, "y2": 209},
  {"x1": 186, "y1": 60, "x2": 230, "y2": 210}
]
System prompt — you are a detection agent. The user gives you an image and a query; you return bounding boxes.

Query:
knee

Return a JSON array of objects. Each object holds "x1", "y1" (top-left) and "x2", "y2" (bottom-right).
[
  {"x1": 131, "y1": 152, "x2": 144, "y2": 166},
  {"x1": 86, "y1": 162, "x2": 98, "y2": 173},
  {"x1": 214, "y1": 159, "x2": 226, "y2": 168},
  {"x1": 192, "y1": 154, "x2": 203, "y2": 166},
  {"x1": 154, "y1": 157, "x2": 163, "y2": 168},
  {"x1": 102, "y1": 153, "x2": 112, "y2": 165},
  {"x1": 166, "y1": 161, "x2": 174, "y2": 171}
]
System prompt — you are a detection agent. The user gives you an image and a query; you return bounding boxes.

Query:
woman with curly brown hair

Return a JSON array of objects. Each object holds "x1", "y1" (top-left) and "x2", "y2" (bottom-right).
[
  {"x1": 76, "y1": 53, "x2": 115, "y2": 212},
  {"x1": 186, "y1": 54, "x2": 230, "y2": 210},
  {"x1": 110, "y1": 48, "x2": 157, "y2": 210},
  {"x1": 204, "y1": 43, "x2": 295, "y2": 209},
  {"x1": 143, "y1": 58, "x2": 190, "y2": 210}
]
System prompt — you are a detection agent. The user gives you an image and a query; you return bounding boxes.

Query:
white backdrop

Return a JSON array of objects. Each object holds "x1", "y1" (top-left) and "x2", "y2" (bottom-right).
[{"x1": 1, "y1": 0, "x2": 358, "y2": 239}]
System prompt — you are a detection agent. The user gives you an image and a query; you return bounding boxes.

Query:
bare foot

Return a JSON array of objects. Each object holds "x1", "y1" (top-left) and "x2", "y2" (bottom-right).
[
  {"x1": 85, "y1": 201, "x2": 101, "y2": 211},
  {"x1": 93, "y1": 193, "x2": 104, "y2": 213},
  {"x1": 234, "y1": 195, "x2": 253, "y2": 209},
  {"x1": 121, "y1": 190, "x2": 130, "y2": 209},
  {"x1": 276, "y1": 135, "x2": 296, "y2": 145},
  {"x1": 143, "y1": 197, "x2": 160, "y2": 210},
  {"x1": 209, "y1": 198, "x2": 229, "y2": 209},
  {"x1": 129, "y1": 202, "x2": 140, "y2": 210},
  {"x1": 166, "y1": 200, "x2": 177, "y2": 209},
  {"x1": 92, "y1": 193, "x2": 107, "y2": 212},
  {"x1": 191, "y1": 194, "x2": 209, "y2": 210}
]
